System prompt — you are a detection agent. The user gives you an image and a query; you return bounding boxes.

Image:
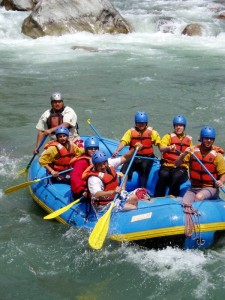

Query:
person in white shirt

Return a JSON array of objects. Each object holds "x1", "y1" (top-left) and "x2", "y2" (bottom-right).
[
  {"x1": 34, "y1": 92, "x2": 80, "y2": 154},
  {"x1": 82, "y1": 149, "x2": 142, "y2": 212}
]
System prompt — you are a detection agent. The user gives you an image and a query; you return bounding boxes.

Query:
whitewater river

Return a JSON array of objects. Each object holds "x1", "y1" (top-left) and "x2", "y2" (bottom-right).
[{"x1": 1, "y1": 1, "x2": 225, "y2": 299}]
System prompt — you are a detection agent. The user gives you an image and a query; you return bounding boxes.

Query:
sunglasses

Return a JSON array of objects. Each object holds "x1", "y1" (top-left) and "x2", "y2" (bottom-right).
[{"x1": 87, "y1": 147, "x2": 99, "y2": 150}]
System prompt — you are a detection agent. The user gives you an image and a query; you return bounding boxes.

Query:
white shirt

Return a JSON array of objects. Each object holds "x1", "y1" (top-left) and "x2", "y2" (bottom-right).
[
  {"x1": 36, "y1": 106, "x2": 79, "y2": 141},
  {"x1": 88, "y1": 157, "x2": 122, "y2": 197}
]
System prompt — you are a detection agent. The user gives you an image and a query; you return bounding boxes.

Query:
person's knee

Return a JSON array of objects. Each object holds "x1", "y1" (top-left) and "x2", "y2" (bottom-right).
[
  {"x1": 126, "y1": 194, "x2": 138, "y2": 206},
  {"x1": 195, "y1": 193, "x2": 205, "y2": 202},
  {"x1": 158, "y1": 173, "x2": 169, "y2": 183},
  {"x1": 123, "y1": 203, "x2": 137, "y2": 210}
]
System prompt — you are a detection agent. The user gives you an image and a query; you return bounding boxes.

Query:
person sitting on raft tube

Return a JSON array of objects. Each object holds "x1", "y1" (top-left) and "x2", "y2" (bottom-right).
[
  {"x1": 39, "y1": 126, "x2": 84, "y2": 184},
  {"x1": 112, "y1": 111, "x2": 161, "y2": 188},
  {"x1": 82, "y1": 149, "x2": 143, "y2": 212},
  {"x1": 70, "y1": 136, "x2": 99, "y2": 201},
  {"x1": 34, "y1": 92, "x2": 81, "y2": 154},
  {"x1": 154, "y1": 115, "x2": 193, "y2": 197},
  {"x1": 175, "y1": 126, "x2": 225, "y2": 204}
]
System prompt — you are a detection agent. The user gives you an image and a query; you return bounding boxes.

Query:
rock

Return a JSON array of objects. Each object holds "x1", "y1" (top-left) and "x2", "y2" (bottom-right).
[
  {"x1": 21, "y1": 0, "x2": 133, "y2": 39},
  {"x1": 181, "y1": 23, "x2": 203, "y2": 36},
  {"x1": 215, "y1": 11, "x2": 225, "y2": 20},
  {"x1": 71, "y1": 45, "x2": 99, "y2": 52},
  {"x1": 1, "y1": 0, "x2": 36, "y2": 11}
]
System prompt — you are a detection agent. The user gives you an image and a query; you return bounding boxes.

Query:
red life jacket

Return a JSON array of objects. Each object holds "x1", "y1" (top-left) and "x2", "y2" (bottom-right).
[
  {"x1": 196, "y1": 143, "x2": 225, "y2": 154},
  {"x1": 70, "y1": 154, "x2": 91, "y2": 166},
  {"x1": 212, "y1": 145, "x2": 224, "y2": 154},
  {"x1": 82, "y1": 165, "x2": 118, "y2": 205},
  {"x1": 190, "y1": 147, "x2": 218, "y2": 187},
  {"x1": 46, "y1": 108, "x2": 64, "y2": 129},
  {"x1": 70, "y1": 154, "x2": 92, "y2": 194},
  {"x1": 162, "y1": 133, "x2": 192, "y2": 164},
  {"x1": 44, "y1": 141, "x2": 74, "y2": 172},
  {"x1": 130, "y1": 127, "x2": 153, "y2": 156}
]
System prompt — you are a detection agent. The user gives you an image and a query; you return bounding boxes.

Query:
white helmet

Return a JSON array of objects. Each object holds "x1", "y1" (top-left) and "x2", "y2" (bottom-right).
[{"x1": 50, "y1": 92, "x2": 63, "y2": 101}]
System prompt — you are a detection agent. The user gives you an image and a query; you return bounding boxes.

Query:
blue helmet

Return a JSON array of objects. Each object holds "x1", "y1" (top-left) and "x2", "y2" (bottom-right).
[
  {"x1": 173, "y1": 115, "x2": 187, "y2": 127},
  {"x1": 84, "y1": 137, "x2": 99, "y2": 149},
  {"x1": 55, "y1": 126, "x2": 69, "y2": 137},
  {"x1": 92, "y1": 150, "x2": 108, "y2": 164},
  {"x1": 135, "y1": 111, "x2": 148, "y2": 123},
  {"x1": 200, "y1": 126, "x2": 216, "y2": 141}
]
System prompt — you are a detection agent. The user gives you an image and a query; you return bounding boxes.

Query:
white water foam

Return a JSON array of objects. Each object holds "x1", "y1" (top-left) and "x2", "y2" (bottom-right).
[
  {"x1": 0, "y1": 149, "x2": 23, "y2": 179},
  {"x1": 1, "y1": 1, "x2": 225, "y2": 66}
]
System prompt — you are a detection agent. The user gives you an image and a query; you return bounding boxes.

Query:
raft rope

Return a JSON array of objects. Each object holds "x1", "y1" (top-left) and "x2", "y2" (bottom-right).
[{"x1": 182, "y1": 203, "x2": 203, "y2": 244}]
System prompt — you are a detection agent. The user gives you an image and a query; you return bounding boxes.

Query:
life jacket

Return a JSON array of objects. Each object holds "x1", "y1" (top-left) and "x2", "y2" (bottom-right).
[
  {"x1": 46, "y1": 107, "x2": 80, "y2": 135},
  {"x1": 162, "y1": 133, "x2": 192, "y2": 164},
  {"x1": 44, "y1": 141, "x2": 74, "y2": 172},
  {"x1": 70, "y1": 153, "x2": 91, "y2": 166},
  {"x1": 70, "y1": 154, "x2": 92, "y2": 194},
  {"x1": 82, "y1": 165, "x2": 118, "y2": 205},
  {"x1": 46, "y1": 108, "x2": 64, "y2": 129},
  {"x1": 130, "y1": 126, "x2": 153, "y2": 156},
  {"x1": 212, "y1": 145, "x2": 224, "y2": 154},
  {"x1": 195, "y1": 143, "x2": 224, "y2": 155},
  {"x1": 189, "y1": 146, "x2": 218, "y2": 187}
]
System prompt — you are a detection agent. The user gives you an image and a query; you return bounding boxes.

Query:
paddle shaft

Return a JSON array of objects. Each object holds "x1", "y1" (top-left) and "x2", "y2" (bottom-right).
[
  {"x1": 4, "y1": 167, "x2": 74, "y2": 194},
  {"x1": 88, "y1": 147, "x2": 139, "y2": 250},
  {"x1": 86, "y1": 119, "x2": 113, "y2": 155},
  {"x1": 87, "y1": 119, "x2": 160, "y2": 162},
  {"x1": 177, "y1": 149, "x2": 225, "y2": 194},
  {"x1": 107, "y1": 146, "x2": 140, "y2": 204},
  {"x1": 38, "y1": 167, "x2": 74, "y2": 181},
  {"x1": 118, "y1": 147, "x2": 139, "y2": 191},
  {"x1": 26, "y1": 135, "x2": 48, "y2": 170},
  {"x1": 191, "y1": 152, "x2": 225, "y2": 194},
  {"x1": 127, "y1": 155, "x2": 159, "y2": 161}
]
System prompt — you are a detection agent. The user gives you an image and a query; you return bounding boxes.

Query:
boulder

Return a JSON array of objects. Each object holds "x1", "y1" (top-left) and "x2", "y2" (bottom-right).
[
  {"x1": 181, "y1": 23, "x2": 203, "y2": 36},
  {"x1": 1, "y1": 0, "x2": 36, "y2": 11},
  {"x1": 72, "y1": 45, "x2": 101, "y2": 52},
  {"x1": 21, "y1": 0, "x2": 133, "y2": 39},
  {"x1": 215, "y1": 11, "x2": 225, "y2": 20}
]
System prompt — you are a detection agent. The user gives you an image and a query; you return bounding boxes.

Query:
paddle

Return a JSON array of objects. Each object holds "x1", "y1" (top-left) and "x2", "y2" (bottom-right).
[
  {"x1": 176, "y1": 148, "x2": 225, "y2": 194},
  {"x1": 86, "y1": 119, "x2": 160, "y2": 162},
  {"x1": 17, "y1": 135, "x2": 48, "y2": 176},
  {"x1": 86, "y1": 119, "x2": 113, "y2": 155},
  {"x1": 135, "y1": 155, "x2": 159, "y2": 161},
  {"x1": 43, "y1": 196, "x2": 84, "y2": 220},
  {"x1": 88, "y1": 146, "x2": 139, "y2": 250},
  {"x1": 4, "y1": 168, "x2": 73, "y2": 194},
  {"x1": 191, "y1": 151, "x2": 225, "y2": 194}
]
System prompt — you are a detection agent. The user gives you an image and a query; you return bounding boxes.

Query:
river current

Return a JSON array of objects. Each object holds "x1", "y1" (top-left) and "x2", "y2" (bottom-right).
[{"x1": 1, "y1": 1, "x2": 225, "y2": 299}]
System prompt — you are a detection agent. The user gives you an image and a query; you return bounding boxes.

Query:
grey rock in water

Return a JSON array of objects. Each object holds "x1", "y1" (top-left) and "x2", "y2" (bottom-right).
[
  {"x1": 1, "y1": 0, "x2": 36, "y2": 11},
  {"x1": 215, "y1": 11, "x2": 225, "y2": 20},
  {"x1": 181, "y1": 23, "x2": 203, "y2": 36},
  {"x1": 71, "y1": 45, "x2": 99, "y2": 52},
  {"x1": 21, "y1": 0, "x2": 133, "y2": 39}
]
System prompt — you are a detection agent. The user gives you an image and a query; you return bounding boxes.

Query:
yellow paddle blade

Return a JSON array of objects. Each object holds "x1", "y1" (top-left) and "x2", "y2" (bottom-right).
[
  {"x1": 86, "y1": 119, "x2": 91, "y2": 125},
  {"x1": 4, "y1": 179, "x2": 40, "y2": 194},
  {"x1": 89, "y1": 202, "x2": 115, "y2": 250},
  {"x1": 17, "y1": 168, "x2": 28, "y2": 176},
  {"x1": 43, "y1": 199, "x2": 80, "y2": 220}
]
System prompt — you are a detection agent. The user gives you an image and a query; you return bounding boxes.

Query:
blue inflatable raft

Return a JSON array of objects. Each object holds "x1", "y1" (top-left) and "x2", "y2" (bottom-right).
[{"x1": 28, "y1": 136, "x2": 225, "y2": 250}]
